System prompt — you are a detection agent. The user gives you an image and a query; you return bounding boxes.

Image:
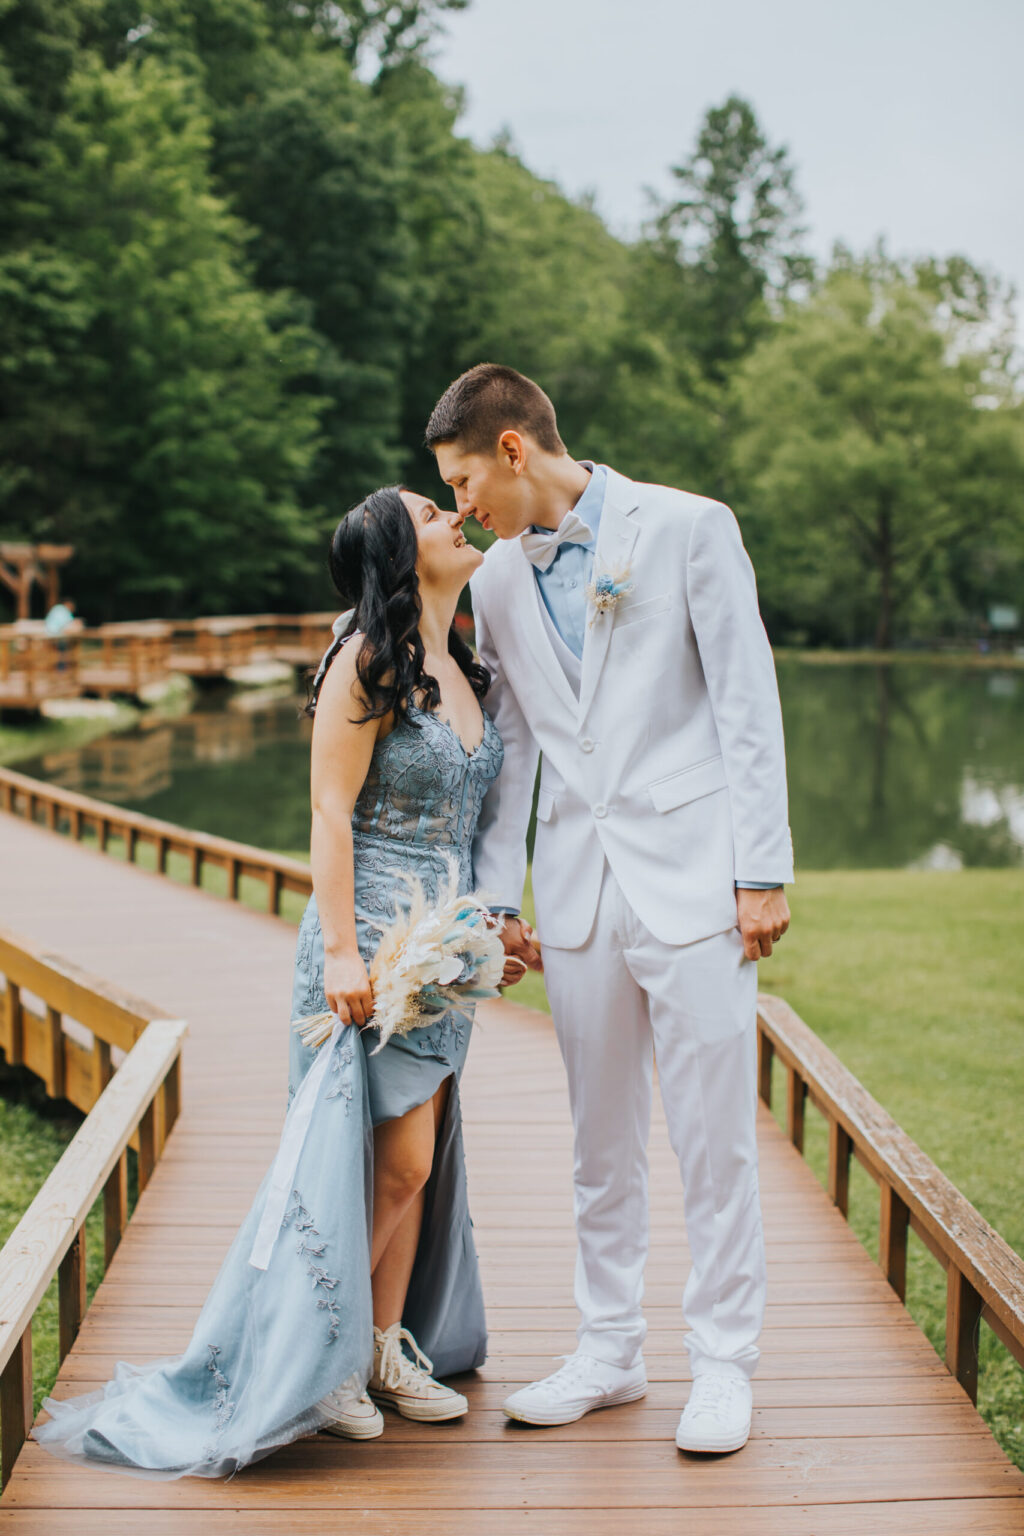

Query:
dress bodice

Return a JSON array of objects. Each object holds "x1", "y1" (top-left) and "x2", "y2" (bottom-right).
[{"x1": 351, "y1": 704, "x2": 503, "y2": 857}]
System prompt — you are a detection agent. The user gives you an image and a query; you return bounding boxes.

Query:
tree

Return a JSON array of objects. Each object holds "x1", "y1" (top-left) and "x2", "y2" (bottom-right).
[
  {"x1": 263, "y1": 0, "x2": 469, "y2": 74},
  {"x1": 1, "y1": 57, "x2": 324, "y2": 617},
  {"x1": 732, "y1": 255, "x2": 1024, "y2": 648},
  {"x1": 642, "y1": 95, "x2": 813, "y2": 384}
]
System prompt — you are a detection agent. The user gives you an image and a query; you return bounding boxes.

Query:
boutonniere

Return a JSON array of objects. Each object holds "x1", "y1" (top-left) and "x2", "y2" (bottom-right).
[{"x1": 586, "y1": 563, "x2": 635, "y2": 623}]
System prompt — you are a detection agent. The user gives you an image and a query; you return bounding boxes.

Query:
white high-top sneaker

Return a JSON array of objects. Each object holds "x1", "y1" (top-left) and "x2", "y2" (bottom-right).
[
  {"x1": 369, "y1": 1323, "x2": 468, "y2": 1422},
  {"x1": 316, "y1": 1386, "x2": 384, "y2": 1440},
  {"x1": 675, "y1": 1372, "x2": 752, "y2": 1453},
  {"x1": 502, "y1": 1353, "x2": 647, "y2": 1426}
]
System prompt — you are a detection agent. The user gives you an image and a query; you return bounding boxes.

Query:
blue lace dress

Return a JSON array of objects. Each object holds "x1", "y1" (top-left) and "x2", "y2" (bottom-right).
[{"x1": 33, "y1": 697, "x2": 504, "y2": 1480}]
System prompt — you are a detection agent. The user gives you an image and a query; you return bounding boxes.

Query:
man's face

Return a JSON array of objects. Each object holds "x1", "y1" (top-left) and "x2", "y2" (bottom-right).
[{"x1": 435, "y1": 438, "x2": 532, "y2": 541}]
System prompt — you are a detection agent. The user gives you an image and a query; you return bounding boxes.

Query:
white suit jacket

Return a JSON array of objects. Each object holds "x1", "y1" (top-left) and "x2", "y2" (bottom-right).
[{"x1": 469, "y1": 466, "x2": 793, "y2": 950}]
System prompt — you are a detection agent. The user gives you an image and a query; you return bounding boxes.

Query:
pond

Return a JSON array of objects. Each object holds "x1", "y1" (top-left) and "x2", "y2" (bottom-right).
[{"x1": 15, "y1": 662, "x2": 1024, "y2": 870}]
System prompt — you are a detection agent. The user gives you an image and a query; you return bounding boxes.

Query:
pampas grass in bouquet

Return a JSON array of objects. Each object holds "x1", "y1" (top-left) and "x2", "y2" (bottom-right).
[{"x1": 293, "y1": 860, "x2": 506, "y2": 1055}]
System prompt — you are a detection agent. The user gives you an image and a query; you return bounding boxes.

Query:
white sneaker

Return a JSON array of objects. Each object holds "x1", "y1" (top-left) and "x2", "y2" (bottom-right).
[
  {"x1": 369, "y1": 1323, "x2": 468, "y2": 1423},
  {"x1": 503, "y1": 1353, "x2": 647, "y2": 1426},
  {"x1": 316, "y1": 1387, "x2": 384, "y2": 1440},
  {"x1": 675, "y1": 1372, "x2": 752, "y2": 1453}
]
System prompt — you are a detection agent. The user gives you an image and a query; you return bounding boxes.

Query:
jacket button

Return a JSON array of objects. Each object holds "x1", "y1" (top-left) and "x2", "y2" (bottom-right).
[
  {"x1": 594, "y1": 803, "x2": 608, "y2": 819},
  {"x1": 579, "y1": 737, "x2": 595, "y2": 753}
]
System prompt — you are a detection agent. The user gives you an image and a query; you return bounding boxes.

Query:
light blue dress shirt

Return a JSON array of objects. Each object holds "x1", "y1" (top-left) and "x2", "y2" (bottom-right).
[
  {"x1": 519, "y1": 465, "x2": 780, "y2": 895},
  {"x1": 531, "y1": 463, "x2": 606, "y2": 660}
]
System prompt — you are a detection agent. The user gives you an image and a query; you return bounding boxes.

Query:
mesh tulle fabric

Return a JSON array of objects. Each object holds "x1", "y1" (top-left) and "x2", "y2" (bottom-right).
[{"x1": 34, "y1": 703, "x2": 501, "y2": 1478}]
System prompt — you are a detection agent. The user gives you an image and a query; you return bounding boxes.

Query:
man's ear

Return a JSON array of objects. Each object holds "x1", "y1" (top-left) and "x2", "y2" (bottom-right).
[{"x1": 498, "y1": 430, "x2": 526, "y2": 475}]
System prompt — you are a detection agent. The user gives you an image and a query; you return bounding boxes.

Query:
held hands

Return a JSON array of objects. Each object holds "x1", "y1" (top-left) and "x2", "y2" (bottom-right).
[
  {"x1": 324, "y1": 949, "x2": 375, "y2": 1026},
  {"x1": 736, "y1": 886, "x2": 791, "y2": 962},
  {"x1": 493, "y1": 915, "x2": 544, "y2": 984}
]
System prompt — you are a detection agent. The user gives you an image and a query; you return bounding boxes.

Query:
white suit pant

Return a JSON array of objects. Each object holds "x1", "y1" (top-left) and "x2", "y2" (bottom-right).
[{"x1": 541, "y1": 859, "x2": 766, "y2": 1379}]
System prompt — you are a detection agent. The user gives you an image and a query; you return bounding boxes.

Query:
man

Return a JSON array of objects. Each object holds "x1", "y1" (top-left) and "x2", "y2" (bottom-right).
[{"x1": 425, "y1": 364, "x2": 792, "y2": 1455}]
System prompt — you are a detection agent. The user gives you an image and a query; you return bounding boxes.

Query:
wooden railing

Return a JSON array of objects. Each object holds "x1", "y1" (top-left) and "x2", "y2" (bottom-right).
[
  {"x1": 0, "y1": 766, "x2": 312, "y2": 918},
  {"x1": 0, "y1": 630, "x2": 81, "y2": 708},
  {"x1": 78, "y1": 622, "x2": 173, "y2": 698},
  {"x1": 757, "y1": 991, "x2": 1024, "y2": 1404},
  {"x1": 0, "y1": 612, "x2": 337, "y2": 709},
  {"x1": 168, "y1": 613, "x2": 336, "y2": 677},
  {"x1": 0, "y1": 929, "x2": 187, "y2": 1486}
]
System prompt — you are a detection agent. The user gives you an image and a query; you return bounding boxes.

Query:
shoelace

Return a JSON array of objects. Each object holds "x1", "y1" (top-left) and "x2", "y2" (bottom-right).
[
  {"x1": 546, "y1": 1354, "x2": 601, "y2": 1387},
  {"x1": 377, "y1": 1325, "x2": 435, "y2": 1391},
  {"x1": 323, "y1": 1387, "x2": 372, "y2": 1411},
  {"x1": 688, "y1": 1376, "x2": 741, "y2": 1417}
]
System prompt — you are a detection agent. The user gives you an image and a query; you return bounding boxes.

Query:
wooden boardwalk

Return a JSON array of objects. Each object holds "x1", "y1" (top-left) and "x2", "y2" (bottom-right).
[{"x1": 1, "y1": 813, "x2": 1022, "y2": 1533}]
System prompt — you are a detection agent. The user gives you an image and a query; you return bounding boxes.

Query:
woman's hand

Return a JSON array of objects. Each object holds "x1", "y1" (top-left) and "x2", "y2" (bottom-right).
[{"x1": 324, "y1": 950, "x2": 375, "y2": 1026}]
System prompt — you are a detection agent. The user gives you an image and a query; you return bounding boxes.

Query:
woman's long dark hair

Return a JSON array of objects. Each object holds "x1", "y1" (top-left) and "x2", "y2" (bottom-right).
[{"x1": 306, "y1": 486, "x2": 489, "y2": 723}]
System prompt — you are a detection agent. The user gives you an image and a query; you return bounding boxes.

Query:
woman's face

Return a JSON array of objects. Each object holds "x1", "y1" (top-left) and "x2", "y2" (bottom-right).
[{"x1": 401, "y1": 490, "x2": 483, "y2": 588}]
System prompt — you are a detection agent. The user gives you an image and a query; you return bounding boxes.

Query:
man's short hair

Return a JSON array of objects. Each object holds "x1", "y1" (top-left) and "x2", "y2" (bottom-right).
[{"x1": 425, "y1": 363, "x2": 565, "y2": 456}]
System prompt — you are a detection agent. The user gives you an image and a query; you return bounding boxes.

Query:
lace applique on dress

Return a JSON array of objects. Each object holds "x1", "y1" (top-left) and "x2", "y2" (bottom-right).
[
  {"x1": 284, "y1": 1191, "x2": 342, "y2": 1343},
  {"x1": 326, "y1": 1036, "x2": 355, "y2": 1111},
  {"x1": 198, "y1": 1345, "x2": 236, "y2": 1462}
]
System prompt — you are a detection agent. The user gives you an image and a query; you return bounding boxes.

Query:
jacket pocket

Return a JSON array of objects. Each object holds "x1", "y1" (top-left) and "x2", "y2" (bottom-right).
[
  {"x1": 615, "y1": 592, "x2": 673, "y2": 628},
  {"x1": 535, "y1": 786, "x2": 555, "y2": 823},
  {"x1": 648, "y1": 755, "x2": 727, "y2": 813}
]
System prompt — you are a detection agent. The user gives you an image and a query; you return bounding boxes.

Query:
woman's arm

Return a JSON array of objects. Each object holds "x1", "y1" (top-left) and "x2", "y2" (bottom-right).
[{"x1": 309, "y1": 639, "x2": 382, "y2": 1026}]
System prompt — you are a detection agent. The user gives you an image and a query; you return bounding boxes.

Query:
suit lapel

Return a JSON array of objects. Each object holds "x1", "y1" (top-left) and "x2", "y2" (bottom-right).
[
  {"x1": 507, "y1": 545, "x2": 581, "y2": 717},
  {"x1": 577, "y1": 469, "x2": 640, "y2": 722}
]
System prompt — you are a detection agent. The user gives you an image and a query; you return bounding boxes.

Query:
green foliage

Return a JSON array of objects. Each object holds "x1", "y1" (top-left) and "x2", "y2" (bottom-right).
[
  {"x1": 1, "y1": 51, "x2": 323, "y2": 617},
  {"x1": 643, "y1": 94, "x2": 813, "y2": 384},
  {"x1": 0, "y1": 10, "x2": 1019, "y2": 644},
  {"x1": 732, "y1": 255, "x2": 1024, "y2": 646}
]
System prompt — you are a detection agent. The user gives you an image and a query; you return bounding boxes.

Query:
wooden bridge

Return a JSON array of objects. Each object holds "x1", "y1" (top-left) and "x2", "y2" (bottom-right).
[
  {"x1": 1, "y1": 772, "x2": 1023, "y2": 1533},
  {"x1": 0, "y1": 615, "x2": 337, "y2": 711}
]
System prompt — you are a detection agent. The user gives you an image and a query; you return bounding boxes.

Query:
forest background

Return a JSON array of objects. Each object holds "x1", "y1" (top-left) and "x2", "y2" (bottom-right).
[{"x1": 2, "y1": 0, "x2": 1023, "y2": 650}]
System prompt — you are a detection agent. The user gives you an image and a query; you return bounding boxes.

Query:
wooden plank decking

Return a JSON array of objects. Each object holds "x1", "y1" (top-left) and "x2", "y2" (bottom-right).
[{"x1": 1, "y1": 813, "x2": 1023, "y2": 1533}]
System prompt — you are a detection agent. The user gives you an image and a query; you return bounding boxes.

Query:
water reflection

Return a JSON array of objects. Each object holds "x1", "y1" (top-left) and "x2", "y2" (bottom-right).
[
  {"x1": 16, "y1": 664, "x2": 1024, "y2": 869},
  {"x1": 777, "y1": 662, "x2": 1024, "y2": 869}
]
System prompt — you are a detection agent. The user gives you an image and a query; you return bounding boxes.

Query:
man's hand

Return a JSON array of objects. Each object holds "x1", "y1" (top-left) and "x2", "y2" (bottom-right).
[
  {"x1": 495, "y1": 915, "x2": 543, "y2": 976},
  {"x1": 736, "y1": 887, "x2": 790, "y2": 961}
]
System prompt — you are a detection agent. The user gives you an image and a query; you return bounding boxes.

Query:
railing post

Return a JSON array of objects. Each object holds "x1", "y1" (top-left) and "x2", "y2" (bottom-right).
[
  {"x1": 268, "y1": 869, "x2": 283, "y2": 916},
  {"x1": 879, "y1": 1182, "x2": 909, "y2": 1299},
  {"x1": 785, "y1": 1065, "x2": 806, "y2": 1152},
  {"x1": 5, "y1": 981, "x2": 23, "y2": 1065},
  {"x1": 0, "y1": 1326, "x2": 33, "y2": 1490},
  {"x1": 946, "y1": 1265, "x2": 983, "y2": 1403},
  {"x1": 104, "y1": 1150, "x2": 129, "y2": 1265},
  {"x1": 45, "y1": 1005, "x2": 65, "y2": 1099},
  {"x1": 92, "y1": 1036, "x2": 113, "y2": 1105},
  {"x1": 227, "y1": 857, "x2": 240, "y2": 901},
  {"x1": 756, "y1": 1028, "x2": 773, "y2": 1108},
  {"x1": 827, "y1": 1119, "x2": 852, "y2": 1215},
  {"x1": 58, "y1": 1226, "x2": 87, "y2": 1360},
  {"x1": 163, "y1": 1051, "x2": 182, "y2": 1135},
  {"x1": 138, "y1": 1099, "x2": 157, "y2": 1190}
]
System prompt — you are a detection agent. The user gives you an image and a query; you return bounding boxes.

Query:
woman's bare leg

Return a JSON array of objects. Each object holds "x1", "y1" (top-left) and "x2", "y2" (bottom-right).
[{"x1": 371, "y1": 1077, "x2": 451, "y2": 1329}]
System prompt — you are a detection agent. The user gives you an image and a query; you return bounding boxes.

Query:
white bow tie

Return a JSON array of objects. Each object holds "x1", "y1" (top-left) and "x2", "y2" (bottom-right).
[{"x1": 520, "y1": 510, "x2": 594, "y2": 572}]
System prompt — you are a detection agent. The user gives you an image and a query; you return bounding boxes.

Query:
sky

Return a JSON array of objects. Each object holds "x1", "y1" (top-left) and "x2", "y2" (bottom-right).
[{"x1": 432, "y1": 0, "x2": 1024, "y2": 305}]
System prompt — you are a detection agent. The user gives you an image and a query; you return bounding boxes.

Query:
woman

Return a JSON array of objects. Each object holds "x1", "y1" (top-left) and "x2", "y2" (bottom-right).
[{"x1": 33, "y1": 487, "x2": 524, "y2": 1478}]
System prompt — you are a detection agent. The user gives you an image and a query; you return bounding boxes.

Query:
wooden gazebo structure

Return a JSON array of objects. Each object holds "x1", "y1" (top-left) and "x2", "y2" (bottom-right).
[{"x1": 0, "y1": 542, "x2": 74, "y2": 621}]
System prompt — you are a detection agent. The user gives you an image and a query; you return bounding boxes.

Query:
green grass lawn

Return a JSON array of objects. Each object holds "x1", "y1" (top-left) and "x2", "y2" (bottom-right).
[{"x1": 3, "y1": 858, "x2": 1021, "y2": 1467}]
